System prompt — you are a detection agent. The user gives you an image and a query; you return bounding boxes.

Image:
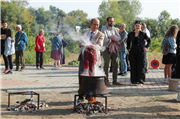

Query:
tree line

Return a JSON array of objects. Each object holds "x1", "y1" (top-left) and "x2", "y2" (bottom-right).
[{"x1": 1, "y1": 0, "x2": 180, "y2": 63}]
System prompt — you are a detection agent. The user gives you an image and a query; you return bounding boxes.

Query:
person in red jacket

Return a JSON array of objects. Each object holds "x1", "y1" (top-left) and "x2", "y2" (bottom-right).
[{"x1": 35, "y1": 29, "x2": 46, "y2": 69}]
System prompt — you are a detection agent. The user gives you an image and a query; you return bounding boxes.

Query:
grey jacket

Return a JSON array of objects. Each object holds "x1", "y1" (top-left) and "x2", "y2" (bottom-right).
[
  {"x1": 101, "y1": 25, "x2": 121, "y2": 48},
  {"x1": 119, "y1": 30, "x2": 128, "y2": 52}
]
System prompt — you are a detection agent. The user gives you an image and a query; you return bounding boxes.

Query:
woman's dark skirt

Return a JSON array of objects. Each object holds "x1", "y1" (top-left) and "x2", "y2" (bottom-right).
[{"x1": 162, "y1": 53, "x2": 176, "y2": 64}]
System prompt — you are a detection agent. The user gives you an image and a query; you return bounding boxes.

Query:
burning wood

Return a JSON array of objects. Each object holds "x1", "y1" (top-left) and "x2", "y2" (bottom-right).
[
  {"x1": 8, "y1": 98, "x2": 47, "y2": 112},
  {"x1": 75, "y1": 101, "x2": 106, "y2": 115}
]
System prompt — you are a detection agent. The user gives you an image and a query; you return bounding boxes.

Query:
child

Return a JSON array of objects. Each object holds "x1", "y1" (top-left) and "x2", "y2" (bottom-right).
[{"x1": 4, "y1": 29, "x2": 15, "y2": 74}]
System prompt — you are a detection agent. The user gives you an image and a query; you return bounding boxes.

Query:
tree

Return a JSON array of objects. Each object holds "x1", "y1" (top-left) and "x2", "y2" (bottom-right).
[
  {"x1": 68, "y1": 9, "x2": 88, "y2": 26},
  {"x1": 7, "y1": 0, "x2": 29, "y2": 7},
  {"x1": 98, "y1": 0, "x2": 123, "y2": 28},
  {"x1": 158, "y1": 10, "x2": 171, "y2": 35},
  {"x1": 171, "y1": 18, "x2": 180, "y2": 28},
  {"x1": 142, "y1": 18, "x2": 160, "y2": 38},
  {"x1": 98, "y1": 0, "x2": 142, "y2": 29}
]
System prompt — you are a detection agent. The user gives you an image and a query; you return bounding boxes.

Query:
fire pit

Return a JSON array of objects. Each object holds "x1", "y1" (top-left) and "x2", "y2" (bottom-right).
[
  {"x1": 8, "y1": 91, "x2": 40, "y2": 110},
  {"x1": 74, "y1": 75, "x2": 108, "y2": 114}
]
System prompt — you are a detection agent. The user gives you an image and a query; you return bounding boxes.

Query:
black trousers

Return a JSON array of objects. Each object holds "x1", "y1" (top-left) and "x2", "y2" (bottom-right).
[
  {"x1": 7, "y1": 55, "x2": 13, "y2": 69},
  {"x1": 175, "y1": 48, "x2": 180, "y2": 78},
  {"x1": 36, "y1": 51, "x2": 44, "y2": 68},
  {"x1": 3, "y1": 55, "x2": 8, "y2": 69},
  {"x1": 129, "y1": 47, "x2": 146, "y2": 84}
]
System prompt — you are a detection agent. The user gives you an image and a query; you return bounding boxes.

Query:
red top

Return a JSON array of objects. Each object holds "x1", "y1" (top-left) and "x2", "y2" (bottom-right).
[{"x1": 35, "y1": 35, "x2": 45, "y2": 52}]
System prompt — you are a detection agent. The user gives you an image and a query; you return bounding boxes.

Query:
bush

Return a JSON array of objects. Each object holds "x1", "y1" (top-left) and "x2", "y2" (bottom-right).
[
  {"x1": 65, "y1": 49, "x2": 71, "y2": 58},
  {"x1": 68, "y1": 59, "x2": 79, "y2": 65}
]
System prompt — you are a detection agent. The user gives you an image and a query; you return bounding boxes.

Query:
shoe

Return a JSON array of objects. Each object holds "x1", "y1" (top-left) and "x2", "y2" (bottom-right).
[
  {"x1": 51, "y1": 67, "x2": 58, "y2": 70},
  {"x1": 20, "y1": 68, "x2": 25, "y2": 71},
  {"x1": 113, "y1": 82, "x2": 123, "y2": 85},
  {"x1": 117, "y1": 72, "x2": 123, "y2": 75},
  {"x1": 121, "y1": 72, "x2": 127, "y2": 76},
  {"x1": 3, "y1": 68, "x2": 8, "y2": 73},
  {"x1": 40, "y1": 67, "x2": 44, "y2": 69},
  {"x1": 131, "y1": 83, "x2": 137, "y2": 86},
  {"x1": 5, "y1": 71, "x2": 13, "y2": 74},
  {"x1": 140, "y1": 84, "x2": 144, "y2": 86},
  {"x1": 106, "y1": 82, "x2": 111, "y2": 86},
  {"x1": 15, "y1": 68, "x2": 19, "y2": 71},
  {"x1": 37, "y1": 67, "x2": 39, "y2": 69},
  {"x1": 57, "y1": 67, "x2": 61, "y2": 70}
]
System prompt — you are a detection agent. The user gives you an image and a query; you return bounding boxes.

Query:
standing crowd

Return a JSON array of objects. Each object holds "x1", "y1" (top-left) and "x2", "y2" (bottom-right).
[
  {"x1": 1, "y1": 19, "x2": 66, "y2": 74},
  {"x1": 77, "y1": 16, "x2": 180, "y2": 103}
]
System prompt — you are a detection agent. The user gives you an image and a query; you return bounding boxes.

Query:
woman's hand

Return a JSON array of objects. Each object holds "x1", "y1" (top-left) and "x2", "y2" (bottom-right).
[
  {"x1": 144, "y1": 47, "x2": 147, "y2": 52},
  {"x1": 128, "y1": 49, "x2": 131, "y2": 52}
]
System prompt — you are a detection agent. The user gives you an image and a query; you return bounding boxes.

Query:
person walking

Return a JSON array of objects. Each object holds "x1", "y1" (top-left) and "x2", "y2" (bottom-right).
[
  {"x1": 127, "y1": 20, "x2": 151, "y2": 86},
  {"x1": 35, "y1": 29, "x2": 46, "y2": 69},
  {"x1": 1, "y1": 19, "x2": 9, "y2": 73},
  {"x1": 49, "y1": 29, "x2": 62, "y2": 70},
  {"x1": 162, "y1": 25, "x2": 178, "y2": 83},
  {"x1": 4, "y1": 29, "x2": 15, "y2": 74},
  {"x1": 15, "y1": 25, "x2": 28, "y2": 71},
  {"x1": 141, "y1": 23, "x2": 151, "y2": 73},
  {"x1": 117, "y1": 23, "x2": 128, "y2": 76},
  {"x1": 101, "y1": 17, "x2": 122, "y2": 86}
]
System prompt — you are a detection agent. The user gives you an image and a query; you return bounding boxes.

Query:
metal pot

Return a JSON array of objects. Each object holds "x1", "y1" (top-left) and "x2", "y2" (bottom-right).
[{"x1": 79, "y1": 75, "x2": 108, "y2": 96}]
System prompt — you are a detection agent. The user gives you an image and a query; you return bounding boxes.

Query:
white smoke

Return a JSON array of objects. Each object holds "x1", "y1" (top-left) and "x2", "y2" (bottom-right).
[{"x1": 57, "y1": 24, "x2": 106, "y2": 76}]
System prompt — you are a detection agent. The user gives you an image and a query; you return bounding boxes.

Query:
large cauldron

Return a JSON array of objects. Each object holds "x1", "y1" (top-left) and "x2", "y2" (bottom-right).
[{"x1": 79, "y1": 75, "x2": 108, "y2": 96}]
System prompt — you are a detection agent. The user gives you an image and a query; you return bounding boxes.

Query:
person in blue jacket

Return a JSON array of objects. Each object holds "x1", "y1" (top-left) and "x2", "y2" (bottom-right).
[
  {"x1": 4, "y1": 29, "x2": 15, "y2": 74},
  {"x1": 49, "y1": 29, "x2": 62, "y2": 70},
  {"x1": 15, "y1": 25, "x2": 28, "y2": 71}
]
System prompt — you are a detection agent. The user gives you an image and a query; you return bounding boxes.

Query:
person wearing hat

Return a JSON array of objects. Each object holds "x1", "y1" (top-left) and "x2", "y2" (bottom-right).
[
  {"x1": 1, "y1": 19, "x2": 9, "y2": 73},
  {"x1": 127, "y1": 20, "x2": 151, "y2": 86}
]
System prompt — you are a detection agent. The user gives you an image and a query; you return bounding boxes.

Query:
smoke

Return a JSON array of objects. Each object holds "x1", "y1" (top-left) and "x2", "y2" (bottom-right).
[{"x1": 50, "y1": 24, "x2": 106, "y2": 76}]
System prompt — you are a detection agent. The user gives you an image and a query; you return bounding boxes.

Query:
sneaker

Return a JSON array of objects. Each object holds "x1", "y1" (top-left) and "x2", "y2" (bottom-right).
[
  {"x1": 121, "y1": 72, "x2": 127, "y2": 76},
  {"x1": 106, "y1": 82, "x2": 111, "y2": 86},
  {"x1": 113, "y1": 82, "x2": 123, "y2": 85},
  {"x1": 37, "y1": 67, "x2": 40, "y2": 69},
  {"x1": 15, "y1": 68, "x2": 19, "y2": 71},
  {"x1": 51, "y1": 67, "x2": 58, "y2": 70},
  {"x1": 57, "y1": 67, "x2": 61, "y2": 70},
  {"x1": 5, "y1": 71, "x2": 13, "y2": 74},
  {"x1": 3, "y1": 68, "x2": 8, "y2": 73}
]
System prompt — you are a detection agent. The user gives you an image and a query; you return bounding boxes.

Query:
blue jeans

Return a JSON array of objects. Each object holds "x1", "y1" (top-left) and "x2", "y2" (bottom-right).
[{"x1": 118, "y1": 50, "x2": 128, "y2": 73}]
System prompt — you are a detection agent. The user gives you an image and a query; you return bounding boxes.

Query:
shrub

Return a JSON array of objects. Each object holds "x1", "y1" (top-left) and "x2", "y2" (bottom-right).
[
  {"x1": 65, "y1": 49, "x2": 70, "y2": 58},
  {"x1": 68, "y1": 59, "x2": 79, "y2": 65}
]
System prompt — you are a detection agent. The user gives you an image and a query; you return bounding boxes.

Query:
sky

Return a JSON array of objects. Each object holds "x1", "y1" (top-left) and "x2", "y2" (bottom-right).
[{"x1": 28, "y1": 0, "x2": 180, "y2": 20}]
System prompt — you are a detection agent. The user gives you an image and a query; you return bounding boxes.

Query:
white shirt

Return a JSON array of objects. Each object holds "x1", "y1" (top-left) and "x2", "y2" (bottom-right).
[
  {"x1": 143, "y1": 28, "x2": 150, "y2": 38},
  {"x1": 87, "y1": 30, "x2": 97, "y2": 42}
]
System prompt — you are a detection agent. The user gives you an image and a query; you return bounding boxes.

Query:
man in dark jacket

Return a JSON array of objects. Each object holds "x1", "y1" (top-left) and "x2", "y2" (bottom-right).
[
  {"x1": 15, "y1": 25, "x2": 28, "y2": 71},
  {"x1": 1, "y1": 19, "x2": 9, "y2": 73},
  {"x1": 175, "y1": 31, "x2": 180, "y2": 78}
]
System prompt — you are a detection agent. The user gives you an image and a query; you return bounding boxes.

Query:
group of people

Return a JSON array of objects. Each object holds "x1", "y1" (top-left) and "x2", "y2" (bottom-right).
[
  {"x1": 77, "y1": 17, "x2": 152, "y2": 102},
  {"x1": 162, "y1": 25, "x2": 180, "y2": 83},
  {"x1": 1, "y1": 19, "x2": 28, "y2": 74},
  {"x1": 1, "y1": 19, "x2": 67, "y2": 74}
]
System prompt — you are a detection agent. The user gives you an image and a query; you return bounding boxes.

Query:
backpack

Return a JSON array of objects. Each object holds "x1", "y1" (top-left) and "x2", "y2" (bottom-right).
[{"x1": 161, "y1": 37, "x2": 170, "y2": 55}]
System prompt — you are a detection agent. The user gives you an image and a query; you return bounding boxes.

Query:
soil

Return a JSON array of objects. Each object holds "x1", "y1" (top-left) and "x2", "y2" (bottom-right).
[{"x1": 1, "y1": 90, "x2": 180, "y2": 118}]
